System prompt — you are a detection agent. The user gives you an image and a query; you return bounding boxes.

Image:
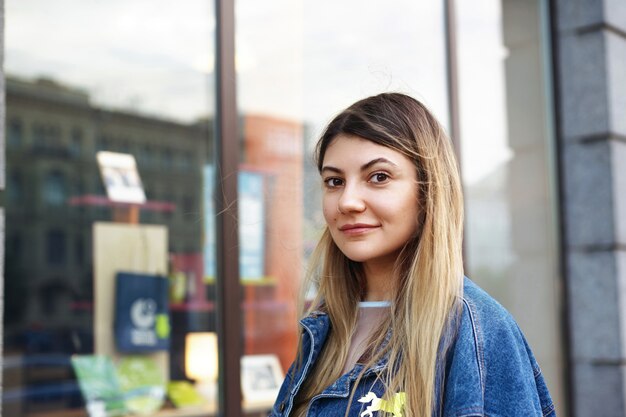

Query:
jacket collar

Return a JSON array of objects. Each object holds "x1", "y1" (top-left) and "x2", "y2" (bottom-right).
[{"x1": 299, "y1": 310, "x2": 392, "y2": 387}]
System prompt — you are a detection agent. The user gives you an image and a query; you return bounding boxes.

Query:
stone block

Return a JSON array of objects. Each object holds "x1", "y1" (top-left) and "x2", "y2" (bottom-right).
[
  {"x1": 562, "y1": 140, "x2": 615, "y2": 247},
  {"x1": 0, "y1": 209, "x2": 3, "y2": 409},
  {"x1": 618, "y1": 251, "x2": 626, "y2": 355},
  {"x1": 607, "y1": 32, "x2": 626, "y2": 137},
  {"x1": 614, "y1": 141, "x2": 626, "y2": 246},
  {"x1": 558, "y1": 31, "x2": 610, "y2": 139},
  {"x1": 572, "y1": 362, "x2": 625, "y2": 417},
  {"x1": 604, "y1": 0, "x2": 626, "y2": 34},
  {"x1": 567, "y1": 250, "x2": 621, "y2": 361},
  {"x1": 556, "y1": 0, "x2": 604, "y2": 32}
]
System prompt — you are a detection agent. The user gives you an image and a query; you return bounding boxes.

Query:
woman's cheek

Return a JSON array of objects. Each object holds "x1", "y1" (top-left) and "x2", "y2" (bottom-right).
[{"x1": 322, "y1": 204, "x2": 336, "y2": 224}]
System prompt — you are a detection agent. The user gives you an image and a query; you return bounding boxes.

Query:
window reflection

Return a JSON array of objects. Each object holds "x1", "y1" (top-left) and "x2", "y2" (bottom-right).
[
  {"x1": 456, "y1": 0, "x2": 564, "y2": 412},
  {"x1": 4, "y1": 1, "x2": 216, "y2": 415},
  {"x1": 44, "y1": 171, "x2": 67, "y2": 207},
  {"x1": 235, "y1": 0, "x2": 449, "y2": 407},
  {"x1": 46, "y1": 230, "x2": 67, "y2": 266},
  {"x1": 8, "y1": 118, "x2": 22, "y2": 148}
]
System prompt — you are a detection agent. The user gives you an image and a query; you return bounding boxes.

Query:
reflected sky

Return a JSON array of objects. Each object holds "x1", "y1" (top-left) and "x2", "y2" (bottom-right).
[
  {"x1": 6, "y1": 0, "x2": 509, "y2": 184},
  {"x1": 6, "y1": 0, "x2": 215, "y2": 123},
  {"x1": 457, "y1": 0, "x2": 512, "y2": 185}
]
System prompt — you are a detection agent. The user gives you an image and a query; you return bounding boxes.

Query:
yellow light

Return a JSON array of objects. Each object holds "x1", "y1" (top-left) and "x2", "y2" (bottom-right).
[{"x1": 185, "y1": 332, "x2": 218, "y2": 383}]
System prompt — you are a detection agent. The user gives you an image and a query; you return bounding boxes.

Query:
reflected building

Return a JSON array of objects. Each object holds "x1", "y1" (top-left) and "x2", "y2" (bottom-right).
[
  {"x1": 465, "y1": 162, "x2": 514, "y2": 303},
  {"x1": 3, "y1": 75, "x2": 210, "y2": 414},
  {"x1": 3, "y1": 74, "x2": 308, "y2": 415}
]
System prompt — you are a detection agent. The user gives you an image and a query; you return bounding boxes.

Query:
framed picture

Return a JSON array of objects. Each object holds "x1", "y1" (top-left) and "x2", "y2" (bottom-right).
[
  {"x1": 241, "y1": 354, "x2": 284, "y2": 404},
  {"x1": 97, "y1": 151, "x2": 146, "y2": 204}
]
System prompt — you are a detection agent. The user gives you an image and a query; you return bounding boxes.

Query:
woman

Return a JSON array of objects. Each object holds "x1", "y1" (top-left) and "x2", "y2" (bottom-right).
[{"x1": 270, "y1": 93, "x2": 555, "y2": 417}]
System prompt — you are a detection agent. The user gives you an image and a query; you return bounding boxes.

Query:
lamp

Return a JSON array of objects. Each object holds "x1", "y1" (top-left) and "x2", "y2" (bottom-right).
[{"x1": 185, "y1": 332, "x2": 218, "y2": 403}]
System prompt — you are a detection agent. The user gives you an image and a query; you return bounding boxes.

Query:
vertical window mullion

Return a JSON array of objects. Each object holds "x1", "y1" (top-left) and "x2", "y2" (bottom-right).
[{"x1": 214, "y1": 0, "x2": 242, "y2": 416}]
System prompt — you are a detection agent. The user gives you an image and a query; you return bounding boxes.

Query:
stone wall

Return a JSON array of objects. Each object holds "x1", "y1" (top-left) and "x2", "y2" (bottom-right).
[{"x1": 555, "y1": 0, "x2": 626, "y2": 415}]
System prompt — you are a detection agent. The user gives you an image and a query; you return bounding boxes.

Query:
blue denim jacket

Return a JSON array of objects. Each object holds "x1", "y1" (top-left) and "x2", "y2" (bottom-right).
[{"x1": 270, "y1": 277, "x2": 556, "y2": 417}]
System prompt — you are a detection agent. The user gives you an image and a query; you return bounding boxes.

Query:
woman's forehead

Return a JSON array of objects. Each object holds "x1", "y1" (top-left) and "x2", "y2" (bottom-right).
[{"x1": 323, "y1": 134, "x2": 410, "y2": 167}]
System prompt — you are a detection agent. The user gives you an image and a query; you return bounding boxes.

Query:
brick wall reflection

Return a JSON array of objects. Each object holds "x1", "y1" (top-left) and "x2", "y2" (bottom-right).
[{"x1": 243, "y1": 115, "x2": 303, "y2": 372}]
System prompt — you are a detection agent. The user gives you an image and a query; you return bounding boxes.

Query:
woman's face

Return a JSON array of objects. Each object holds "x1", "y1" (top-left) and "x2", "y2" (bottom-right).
[{"x1": 321, "y1": 134, "x2": 419, "y2": 268}]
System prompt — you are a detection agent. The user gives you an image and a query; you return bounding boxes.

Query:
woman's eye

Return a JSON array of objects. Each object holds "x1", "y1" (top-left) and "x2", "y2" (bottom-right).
[
  {"x1": 370, "y1": 172, "x2": 389, "y2": 183},
  {"x1": 324, "y1": 177, "x2": 343, "y2": 188}
]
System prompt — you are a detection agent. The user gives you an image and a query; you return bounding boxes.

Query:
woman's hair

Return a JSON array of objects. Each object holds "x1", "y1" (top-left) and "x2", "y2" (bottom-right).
[{"x1": 293, "y1": 92, "x2": 465, "y2": 417}]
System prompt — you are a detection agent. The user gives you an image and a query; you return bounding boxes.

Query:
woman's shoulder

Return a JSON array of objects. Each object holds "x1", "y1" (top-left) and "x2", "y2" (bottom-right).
[
  {"x1": 461, "y1": 276, "x2": 515, "y2": 325},
  {"x1": 445, "y1": 276, "x2": 556, "y2": 417},
  {"x1": 457, "y1": 276, "x2": 535, "y2": 369}
]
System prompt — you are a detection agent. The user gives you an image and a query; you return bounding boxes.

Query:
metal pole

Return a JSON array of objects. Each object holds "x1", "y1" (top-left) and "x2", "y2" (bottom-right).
[
  {"x1": 444, "y1": 0, "x2": 461, "y2": 161},
  {"x1": 443, "y1": 0, "x2": 466, "y2": 268},
  {"x1": 214, "y1": 0, "x2": 242, "y2": 416}
]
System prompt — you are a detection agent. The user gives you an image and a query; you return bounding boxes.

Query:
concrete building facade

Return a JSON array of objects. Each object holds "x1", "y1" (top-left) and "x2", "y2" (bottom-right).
[{"x1": 554, "y1": 0, "x2": 626, "y2": 415}]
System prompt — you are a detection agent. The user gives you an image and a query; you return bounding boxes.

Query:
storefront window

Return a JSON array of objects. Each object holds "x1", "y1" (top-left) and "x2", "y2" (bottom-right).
[
  {"x1": 456, "y1": 0, "x2": 565, "y2": 413},
  {"x1": 234, "y1": 0, "x2": 449, "y2": 409},
  {"x1": 3, "y1": 1, "x2": 218, "y2": 416}
]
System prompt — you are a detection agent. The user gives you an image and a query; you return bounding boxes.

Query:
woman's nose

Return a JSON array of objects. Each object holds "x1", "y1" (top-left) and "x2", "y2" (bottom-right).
[{"x1": 337, "y1": 184, "x2": 366, "y2": 214}]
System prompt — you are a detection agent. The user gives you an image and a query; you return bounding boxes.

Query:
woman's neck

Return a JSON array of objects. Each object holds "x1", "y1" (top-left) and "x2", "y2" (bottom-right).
[{"x1": 363, "y1": 258, "x2": 394, "y2": 301}]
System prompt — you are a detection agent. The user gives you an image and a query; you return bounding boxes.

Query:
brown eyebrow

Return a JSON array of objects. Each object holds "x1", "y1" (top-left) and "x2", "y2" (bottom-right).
[{"x1": 321, "y1": 157, "x2": 398, "y2": 174}]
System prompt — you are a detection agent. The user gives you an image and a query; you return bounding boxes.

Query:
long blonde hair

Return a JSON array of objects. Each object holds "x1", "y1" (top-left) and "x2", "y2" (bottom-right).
[{"x1": 293, "y1": 93, "x2": 464, "y2": 417}]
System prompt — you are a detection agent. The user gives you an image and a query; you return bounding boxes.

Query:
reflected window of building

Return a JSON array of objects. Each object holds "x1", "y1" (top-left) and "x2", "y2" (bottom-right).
[
  {"x1": 75, "y1": 236, "x2": 84, "y2": 267},
  {"x1": 31, "y1": 122, "x2": 64, "y2": 151},
  {"x1": 8, "y1": 117, "x2": 22, "y2": 148},
  {"x1": 182, "y1": 195, "x2": 194, "y2": 215},
  {"x1": 46, "y1": 230, "x2": 67, "y2": 266},
  {"x1": 163, "y1": 148, "x2": 173, "y2": 169},
  {"x1": 8, "y1": 234, "x2": 22, "y2": 265},
  {"x1": 33, "y1": 122, "x2": 45, "y2": 149},
  {"x1": 182, "y1": 151, "x2": 193, "y2": 171},
  {"x1": 120, "y1": 139, "x2": 130, "y2": 154},
  {"x1": 7, "y1": 171, "x2": 23, "y2": 204},
  {"x1": 40, "y1": 279, "x2": 72, "y2": 316},
  {"x1": 139, "y1": 144, "x2": 152, "y2": 167},
  {"x1": 44, "y1": 171, "x2": 67, "y2": 206},
  {"x1": 70, "y1": 127, "x2": 83, "y2": 156},
  {"x1": 94, "y1": 177, "x2": 106, "y2": 196},
  {"x1": 73, "y1": 179, "x2": 84, "y2": 197},
  {"x1": 96, "y1": 135, "x2": 110, "y2": 152}
]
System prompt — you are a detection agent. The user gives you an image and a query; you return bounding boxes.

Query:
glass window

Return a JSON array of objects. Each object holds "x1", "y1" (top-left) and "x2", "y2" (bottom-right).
[
  {"x1": 233, "y1": 0, "x2": 449, "y2": 407},
  {"x1": 456, "y1": 0, "x2": 565, "y2": 413},
  {"x1": 163, "y1": 148, "x2": 174, "y2": 170},
  {"x1": 8, "y1": 118, "x2": 22, "y2": 147},
  {"x1": 75, "y1": 236, "x2": 84, "y2": 267},
  {"x1": 139, "y1": 144, "x2": 153, "y2": 167},
  {"x1": 32, "y1": 122, "x2": 45, "y2": 149},
  {"x1": 4, "y1": 2, "x2": 217, "y2": 415},
  {"x1": 46, "y1": 230, "x2": 67, "y2": 266},
  {"x1": 7, "y1": 234, "x2": 22, "y2": 265},
  {"x1": 43, "y1": 171, "x2": 67, "y2": 206},
  {"x1": 7, "y1": 171, "x2": 23, "y2": 204}
]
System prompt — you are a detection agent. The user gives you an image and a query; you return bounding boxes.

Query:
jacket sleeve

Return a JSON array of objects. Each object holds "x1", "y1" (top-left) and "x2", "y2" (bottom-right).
[{"x1": 443, "y1": 291, "x2": 556, "y2": 417}]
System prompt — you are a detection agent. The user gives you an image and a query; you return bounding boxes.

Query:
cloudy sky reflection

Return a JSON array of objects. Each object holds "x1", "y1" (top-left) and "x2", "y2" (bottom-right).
[{"x1": 6, "y1": 0, "x2": 509, "y2": 184}]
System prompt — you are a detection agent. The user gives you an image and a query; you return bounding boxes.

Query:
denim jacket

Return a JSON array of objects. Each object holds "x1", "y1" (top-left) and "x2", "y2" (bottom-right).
[{"x1": 269, "y1": 277, "x2": 556, "y2": 417}]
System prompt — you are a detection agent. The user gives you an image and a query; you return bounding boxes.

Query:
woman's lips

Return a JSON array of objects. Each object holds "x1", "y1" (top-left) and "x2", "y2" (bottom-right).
[{"x1": 338, "y1": 224, "x2": 379, "y2": 235}]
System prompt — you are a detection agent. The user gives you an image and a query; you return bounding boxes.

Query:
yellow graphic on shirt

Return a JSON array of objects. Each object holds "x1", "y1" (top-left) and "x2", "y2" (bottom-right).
[{"x1": 358, "y1": 391, "x2": 406, "y2": 417}]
